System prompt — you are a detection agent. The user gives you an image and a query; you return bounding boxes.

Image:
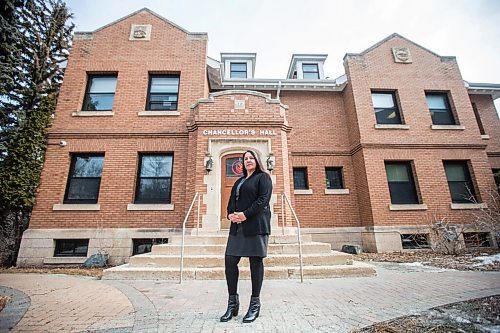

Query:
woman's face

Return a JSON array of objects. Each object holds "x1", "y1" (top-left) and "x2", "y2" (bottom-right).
[{"x1": 243, "y1": 152, "x2": 256, "y2": 173}]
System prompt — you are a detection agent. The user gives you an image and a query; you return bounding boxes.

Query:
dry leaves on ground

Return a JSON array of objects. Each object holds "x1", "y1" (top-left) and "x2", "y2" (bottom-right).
[
  {"x1": 0, "y1": 267, "x2": 103, "y2": 278},
  {"x1": 0, "y1": 295, "x2": 11, "y2": 312},
  {"x1": 357, "y1": 249, "x2": 500, "y2": 271}
]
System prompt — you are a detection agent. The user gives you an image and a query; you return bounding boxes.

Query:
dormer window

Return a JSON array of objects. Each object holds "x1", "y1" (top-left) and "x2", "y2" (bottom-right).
[
  {"x1": 287, "y1": 54, "x2": 327, "y2": 80},
  {"x1": 302, "y1": 64, "x2": 319, "y2": 79},
  {"x1": 230, "y1": 63, "x2": 247, "y2": 79},
  {"x1": 220, "y1": 53, "x2": 256, "y2": 80}
]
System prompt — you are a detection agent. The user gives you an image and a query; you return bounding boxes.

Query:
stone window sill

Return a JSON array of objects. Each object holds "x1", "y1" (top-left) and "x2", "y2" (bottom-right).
[
  {"x1": 481, "y1": 135, "x2": 490, "y2": 140},
  {"x1": 44, "y1": 257, "x2": 87, "y2": 264},
  {"x1": 324, "y1": 189, "x2": 350, "y2": 195},
  {"x1": 53, "y1": 204, "x2": 100, "y2": 211},
  {"x1": 127, "y1": 204, "x2": 175, "y2": 211},
  {"x1": 389, "y1": 204, "x2": 428, "y2": 211},
  {"x1": 431, "y1": 125, "x2": 465, "y2": 130},
  {"x1": 451, "y1": 203, "x2": 487, "y2": 210},
  {"x1": 374, "y1": 124, "x2": 410, "y2": 130},
  {"x1": 138, "y1": 111, "x2": 180, "y2": 116},
  {"x1": 72, "y1": 111, "x2": 114, "y2": 117},
  {"x1": 294, "y1": 189, "x2": 313, "y2": 195}
]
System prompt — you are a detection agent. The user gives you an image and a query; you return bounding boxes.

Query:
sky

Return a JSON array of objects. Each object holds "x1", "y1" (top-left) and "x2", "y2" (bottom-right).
[{"x1": 65, "y1": 0, "x2": 500, "y2": 111}]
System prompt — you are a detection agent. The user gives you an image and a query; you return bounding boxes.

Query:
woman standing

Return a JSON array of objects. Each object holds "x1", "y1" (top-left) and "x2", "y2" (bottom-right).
[{"x1": 220, "y1": 150, "x2": 273, "y2": 323}]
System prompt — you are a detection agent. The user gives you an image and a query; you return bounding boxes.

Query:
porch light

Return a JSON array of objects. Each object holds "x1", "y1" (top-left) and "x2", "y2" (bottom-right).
[
  {"x1": 205, "y1": 155, "x2": 213, "y2": 172},
  {"x1": 266, "y1": 154, "x2": 275, "y2": 171}
]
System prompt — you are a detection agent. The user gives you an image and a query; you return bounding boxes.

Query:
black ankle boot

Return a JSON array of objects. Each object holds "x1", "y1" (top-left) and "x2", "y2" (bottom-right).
[
  {"x1": 220, "y1": 294, "x2": 239, "y2": 322},
  {"x1": 242, "y1": 296, "x2": 260, "y2": 323}
]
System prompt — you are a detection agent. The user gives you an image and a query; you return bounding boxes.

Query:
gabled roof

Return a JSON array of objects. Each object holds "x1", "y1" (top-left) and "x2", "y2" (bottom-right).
[
  {"x1": 75, "y1": 7, "x2": 207, "y2": 37},
  {"x1": 343, "y1": 33, "x2": 455, "y2": 61}
]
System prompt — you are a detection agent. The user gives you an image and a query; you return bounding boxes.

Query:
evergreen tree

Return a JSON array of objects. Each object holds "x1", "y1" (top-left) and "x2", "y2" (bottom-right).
[{"x1": 0, "y1": 0, "x2": 73, "y2": 266}]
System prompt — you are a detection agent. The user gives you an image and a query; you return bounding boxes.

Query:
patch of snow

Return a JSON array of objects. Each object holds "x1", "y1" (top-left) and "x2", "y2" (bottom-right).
[
  {"x1": 475, "y1": 324, "x2": 500, "y2": 333},
  {"x1": 472, "y1": 253, "x2": 500, "y2": 267},
  {"x1": 449, "y1": 313, "x2": 471, "y2": 324},
  {"x1": 400, "y1": 262, "x2": 424, "y2": 267}
]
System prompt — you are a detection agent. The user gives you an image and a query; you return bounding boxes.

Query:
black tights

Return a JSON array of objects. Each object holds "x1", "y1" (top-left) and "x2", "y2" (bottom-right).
[{"x1": 225, "y1": 255, "x2": 264, "y2": 297}]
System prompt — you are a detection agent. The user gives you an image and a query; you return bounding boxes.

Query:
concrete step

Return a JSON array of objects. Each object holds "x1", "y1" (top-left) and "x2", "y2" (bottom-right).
[
  {"x1": 151, "y1": 242, "x2": 332, "y2": 256},
  {"x1": 128, "y1": 251, "x2": 353, "y2": 268},
  {"x1": 167, "y1": 234, "x2": 312, "y2": 245},
  {"x1": 103, "y1": 261, "x2": 376, "y2": 280}
]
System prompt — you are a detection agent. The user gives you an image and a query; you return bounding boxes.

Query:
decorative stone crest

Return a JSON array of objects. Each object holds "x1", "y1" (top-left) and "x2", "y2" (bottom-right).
[
  {"x1": 392, "y1": 47, "x2": 412, "y2": 63},
  {"x1": 129, "y1": 24, "x2": 152, "y2": 41}
]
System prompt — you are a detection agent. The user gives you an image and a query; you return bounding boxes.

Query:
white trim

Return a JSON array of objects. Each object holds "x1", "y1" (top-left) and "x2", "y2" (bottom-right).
[
  {"x1": 431, "y1": 125, "x2": 465, "y2": 130},
  {"x1": 72, "y1": 111, "x2": 114, "y2": 117},
  {"x1": 389, "y1": 204, "x2": 428, "y2": 211},
  {"x1": 324, "y1": 189, "x2": 350, "y2": 195},
  {"x1": 481, "y1": 134, "x2": 490, "y2": 140},
  {"x1": 127, "y1": 204, "x2": 174, "y2": 211},
  {"x1": 451, "y1": 203, "x2": 487, "y2": 210},
  {"x1": 138, "y1": 111, "x2": 180, "y2": 116},
  {"x1": 53, "y1": 204, "x2": 100, "y2": 211},
  {"x1": 294, "y1": 189, "x2": 313, "y2": 195},
  {"x1": 374, "y1": 124, "x2": 410, "y2": 130}
]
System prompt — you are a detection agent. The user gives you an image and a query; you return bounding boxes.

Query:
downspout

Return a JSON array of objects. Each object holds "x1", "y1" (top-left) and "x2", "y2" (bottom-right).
[{"x1": 277, "y1": 80, "x2": 282, "y2": 101}]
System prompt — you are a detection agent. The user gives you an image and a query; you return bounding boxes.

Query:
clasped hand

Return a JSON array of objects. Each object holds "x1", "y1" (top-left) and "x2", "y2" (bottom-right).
[{"x1": 228, "y1": 212, "x2": 246, "y2": 224}]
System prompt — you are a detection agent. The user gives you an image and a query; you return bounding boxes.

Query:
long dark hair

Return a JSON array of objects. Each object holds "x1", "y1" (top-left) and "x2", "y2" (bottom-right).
[{"x1": 241, "y1": 150, "x2": 269, "y2": 178}]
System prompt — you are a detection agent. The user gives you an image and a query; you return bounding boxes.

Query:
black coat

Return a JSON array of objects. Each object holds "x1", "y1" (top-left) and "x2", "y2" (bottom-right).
[{"x1": 227, "y1": 172, "x2": 273, "y2": 236}]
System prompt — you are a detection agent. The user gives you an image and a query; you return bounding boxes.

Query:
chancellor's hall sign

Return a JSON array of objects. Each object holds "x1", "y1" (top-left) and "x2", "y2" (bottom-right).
[{"x1": 202, "y1": 129, "x2": 278, "y2": 136}]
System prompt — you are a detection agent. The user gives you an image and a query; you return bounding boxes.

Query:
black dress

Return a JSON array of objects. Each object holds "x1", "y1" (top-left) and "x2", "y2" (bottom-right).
[{"x1": 225, "y1": 177, "x2": 269, "y2": 257}]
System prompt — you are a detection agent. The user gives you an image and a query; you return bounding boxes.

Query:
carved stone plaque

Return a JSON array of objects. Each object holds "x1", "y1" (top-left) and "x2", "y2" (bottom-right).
[
  {"x1": 234, "y1": 100, "x2": 246, "y2": 109},
  {"x1": 392, "y1": 47, "x2": 412, "y2": 63},
  {"x1": 129, "y1": 24, "x2": 152, "y2": 41}
]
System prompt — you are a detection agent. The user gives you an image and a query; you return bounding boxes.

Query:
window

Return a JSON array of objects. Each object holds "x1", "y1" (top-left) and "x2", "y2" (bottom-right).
[
  {"x1": 426, "y1": 93, "x2": 455, "y2": 125},
  {"x1": 146, "y1": 75, "x2": 180, "y2": 111},
  {"x1": 463, "y1": 232, "x2": 491, "y2": 248},
  {"x1": 293, "y1": 168, "x2": 308, "y2": 190},
  {"x1": 401, "y1": 234, "x2": 430, "y2": 249},
  {"x1": 493, "y1": 169, "x2": 500, "y2": 194},
  {"x1": 325, "y1": 167, "x2": 344, "y2": 189},
  {"x1": 54, "y1": 239, "x2": 89, "y2": 257},
  {"x1": 82, "y1": 74, "x2": 117, "y2": 111},
  {"x1": 443, "y1": 161, "x2": 476, "y2": 203},
  {"x1": 471, "y1": 102, "x2": 486, "y2": 135},
  {"x1": 385, "y1": 161, "x2": 419, "y2": 204},
  {"x1": 135, "y1": 154, "x2": 173, "y2": 204},
  {"x1": 230, "y1": 63, "x2": 247, "y2": 78},
  {"x1": 64, "y1": 154, "x2": 104, "y2": 204},
  {"x1": 132, "y1": 238, "x2": 168, "y2": 255},
  {"x1": 302, "y1": 64, "x2": 319, "y2": 79},
  {"x1": 371, "y1": 92, "x2": 402, "y2": 124}
]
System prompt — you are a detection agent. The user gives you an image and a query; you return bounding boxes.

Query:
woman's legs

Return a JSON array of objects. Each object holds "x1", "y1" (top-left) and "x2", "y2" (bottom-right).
[
  {"x1": 225, "y1": 255, "x2": 241, "y2": 295},
  {"x1": 249, "y1": 256, "x2": 264, "y2": 297}
]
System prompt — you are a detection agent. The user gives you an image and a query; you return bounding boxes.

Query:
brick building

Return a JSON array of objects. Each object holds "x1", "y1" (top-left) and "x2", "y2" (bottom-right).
[{"x1": 17, "y1": 8, "x2": 500, "y2": 266}]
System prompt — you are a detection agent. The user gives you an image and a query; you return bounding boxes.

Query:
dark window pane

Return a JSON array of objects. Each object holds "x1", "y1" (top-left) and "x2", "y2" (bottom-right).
[
  {"x1": 136, "y1": 178, "x2": 171, "y2": 203},
  {"x1": 83, "y1": 75, "x2": 116, "y2": 111},
  {"x1": 84, "y1": 94, "x2": 115, "y2": 111},
  {"x1": 372, "y1": 92, "x2": 402, "y2": 124},
  {"x1": 73, "y1": 156, "x2": 104, "y2": 177},
  {"x1": 326, "y1": 168, "x2": 343, "y2": 189},
  {"x1": 226, "y1": 157, "x2": 243, "y2": 177},
  {"x1": 64, "y1": 155, "x2": 104, "y2": 204},
  {"x1": 426, "y1": 93, "x2": 455, "y2": 125},
  {"x1": 132, "y1": 238, "x2": 169, "y2": 255},
  {"x1": 135, "y1": 154, "x2": 173, "y2": 204},
  {"x1": 140, "y1": 155, "x2": 172, "y2": 177},
  {"x1": 54, "y1": 239, "x2": 89, "y2": 257},
  {"x1": 463, "y1": 232, "x2": 491, "y2": 248},
  {"x1": 385, "y1": 162, "x2": 419, "y2": 204},
  {"x1": 147, "y1": 75, "x2": 179, "y2": 111},
  {"x1": 230, "y1": 63, "x2": 247, "y2": 78},
  {"x1": 66, "y1": 178, "x2": 101, "y2": 200},
  {"x1": 293, "y1": 168, "x2": 308, "y2": 190},
  {"x1": 444, "y1": 161, "x2": 476, "y2": 203},
  {"x1": 401, "y1": 234, "x2": 430, "y2": 249}
]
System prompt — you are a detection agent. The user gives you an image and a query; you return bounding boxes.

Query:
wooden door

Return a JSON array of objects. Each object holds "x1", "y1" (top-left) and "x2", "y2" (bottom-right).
[{"x1": 221, "y1": 153, "x2": 244, "y2": 229}]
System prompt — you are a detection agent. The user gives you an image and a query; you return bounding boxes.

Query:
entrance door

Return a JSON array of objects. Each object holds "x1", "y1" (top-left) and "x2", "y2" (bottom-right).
[{"x1": 221, "y1": 153, "x2": 244, "y2": 229}]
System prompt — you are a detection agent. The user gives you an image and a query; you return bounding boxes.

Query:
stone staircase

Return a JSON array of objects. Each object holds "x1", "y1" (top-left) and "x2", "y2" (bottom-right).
[{"x1": 103, "y1": 234, "x2": 376, "y2": 280}]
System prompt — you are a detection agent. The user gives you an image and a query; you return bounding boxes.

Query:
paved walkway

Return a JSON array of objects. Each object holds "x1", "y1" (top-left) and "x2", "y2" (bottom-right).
[{"x1": 1, "y1": 263, "x2": 499, "y2": 333}]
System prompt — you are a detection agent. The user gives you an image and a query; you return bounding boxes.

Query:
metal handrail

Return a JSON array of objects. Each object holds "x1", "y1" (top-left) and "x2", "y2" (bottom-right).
[
  {"x1": 281, "y1": 192, "x2": 304, "y2": 283},
  {"x1": 180, "y1": 192, "x2": 199, "y2": 284}
]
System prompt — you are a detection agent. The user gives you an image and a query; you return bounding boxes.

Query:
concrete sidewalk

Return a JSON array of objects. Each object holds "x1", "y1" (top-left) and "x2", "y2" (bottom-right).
[{"x1": 1, "y1": 263, "x2": 499, "y2": 333}]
